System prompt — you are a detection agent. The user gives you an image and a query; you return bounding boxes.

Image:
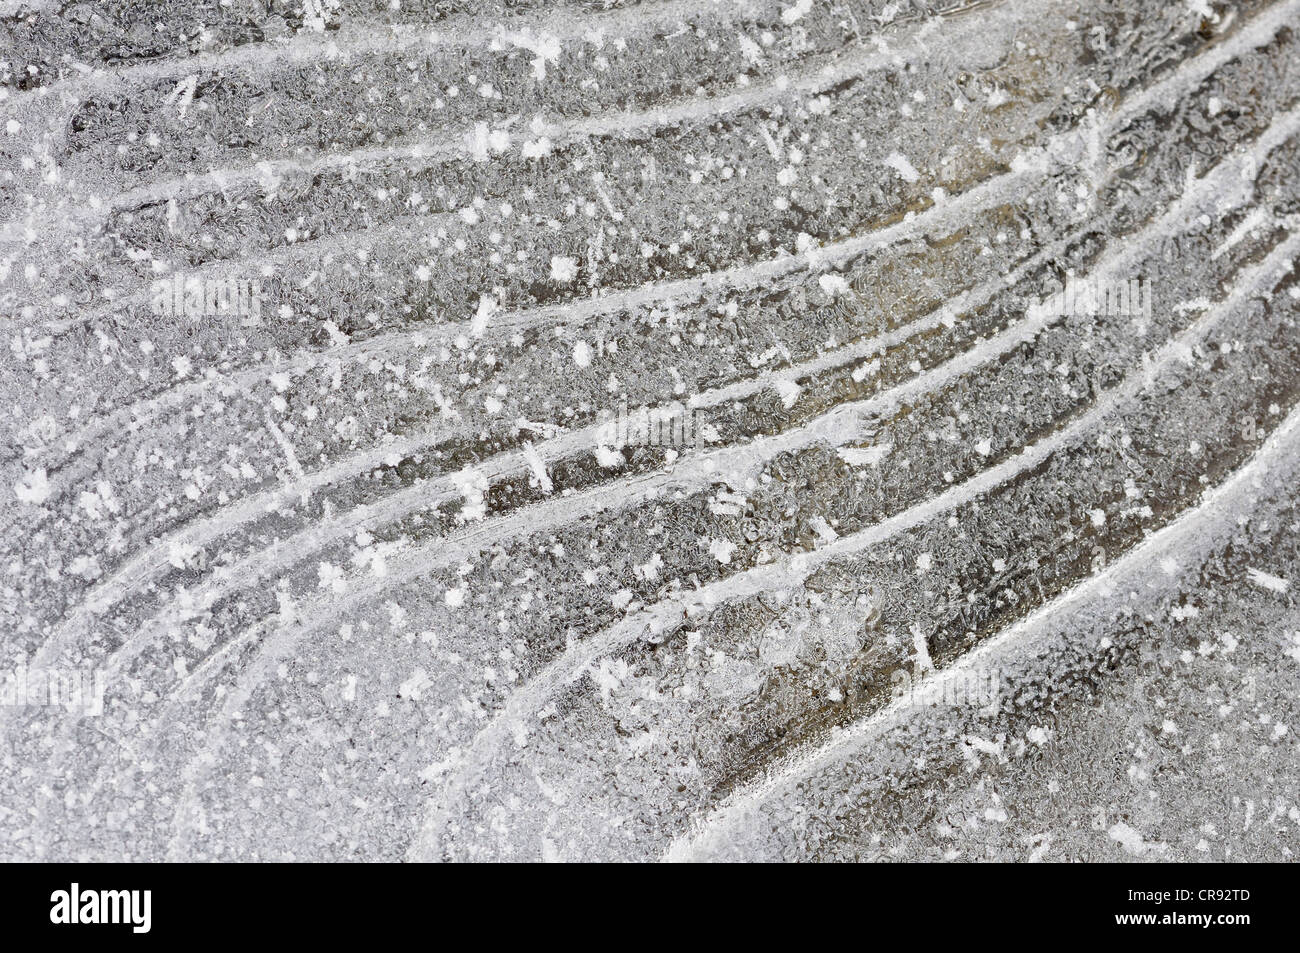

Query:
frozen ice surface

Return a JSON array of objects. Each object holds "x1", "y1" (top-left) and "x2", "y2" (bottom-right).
[{"x1": 0, "y1": 0, "x2": 1298, "y2": 861}]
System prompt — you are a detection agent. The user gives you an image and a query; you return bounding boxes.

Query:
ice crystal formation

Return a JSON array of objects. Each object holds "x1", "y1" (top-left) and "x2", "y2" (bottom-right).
[{"x1": 1, "y1": 0, "x2": 1298, "y2": 861}]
